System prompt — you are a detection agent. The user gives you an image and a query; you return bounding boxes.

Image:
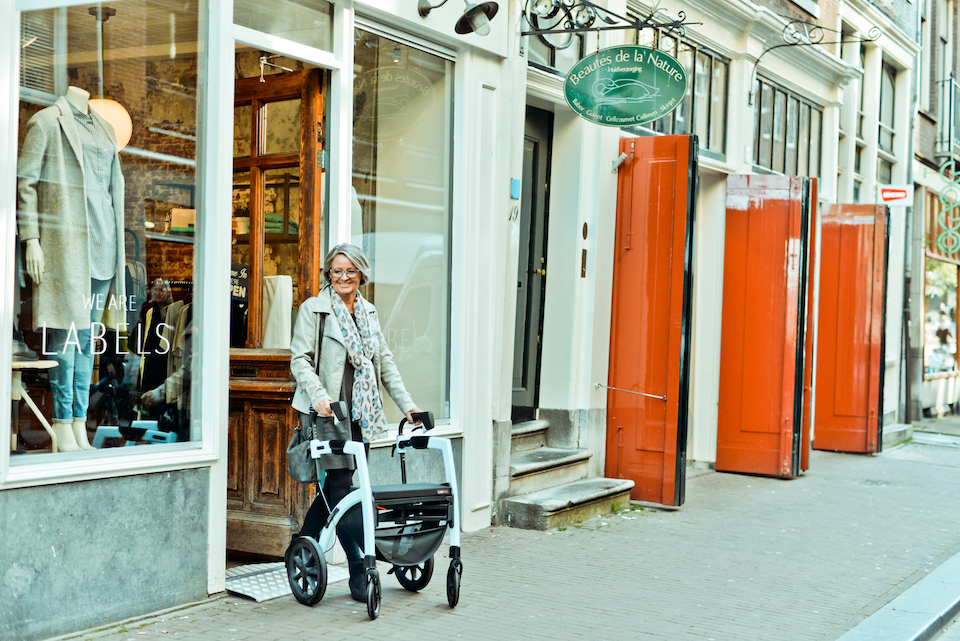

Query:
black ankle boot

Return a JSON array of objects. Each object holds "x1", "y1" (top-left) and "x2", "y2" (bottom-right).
[{"x1": 348, "y1": 561, "x2": 366, "y2": 601}]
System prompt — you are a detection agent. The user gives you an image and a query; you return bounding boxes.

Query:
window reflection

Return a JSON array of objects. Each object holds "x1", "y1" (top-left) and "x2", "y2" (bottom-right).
[
  {"x1": 13, "y1": 0, "x2": 201, "y2": 454},
  {"x1": 352, "y1": 31, "x2": 452, "y2": 422}
]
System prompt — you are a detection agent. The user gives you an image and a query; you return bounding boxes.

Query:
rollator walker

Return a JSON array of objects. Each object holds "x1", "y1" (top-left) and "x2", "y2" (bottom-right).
[{"x1": 284, "y1": 409, "x2": 462, "y2": 620}]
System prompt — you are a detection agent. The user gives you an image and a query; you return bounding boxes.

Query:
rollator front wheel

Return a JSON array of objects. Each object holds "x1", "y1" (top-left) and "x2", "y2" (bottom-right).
[
  {"x1": 285, "y1": 536, "x2": 327, "y2": 606},
  {"x1": 395, "y1": 556, "x2": 435, "y2": 592},
  {"x1": 366, "y1": 572, "x2": 381, "y2": 620},
  {"x1": 446, "y1": 559, "x2": 462, "y2": 608}
]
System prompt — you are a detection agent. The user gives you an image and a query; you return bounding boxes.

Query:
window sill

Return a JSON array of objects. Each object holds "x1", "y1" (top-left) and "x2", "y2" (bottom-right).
[
  {"x1": 924, "y1": 371, "x2": 960, "y2": 381},
  {"x1": 2, "y1": 440, "x2": 217, "y2": 489}
]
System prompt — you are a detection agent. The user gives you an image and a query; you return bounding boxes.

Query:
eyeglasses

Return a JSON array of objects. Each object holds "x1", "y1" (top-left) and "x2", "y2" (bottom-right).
[{"x1": 330, "y1": 268, "x2": 360, "y2": 279}]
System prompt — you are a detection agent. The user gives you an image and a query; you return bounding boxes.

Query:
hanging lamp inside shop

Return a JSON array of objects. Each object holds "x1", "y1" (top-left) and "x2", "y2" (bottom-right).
[{"x1": 87, "y1": 6, "x2": 133, "y2": 150}]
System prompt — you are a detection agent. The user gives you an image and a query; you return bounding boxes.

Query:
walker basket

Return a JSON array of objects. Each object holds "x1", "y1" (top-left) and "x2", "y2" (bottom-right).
[{"x1": 374, "y1": 521, "x2": 446, "y2": 566}]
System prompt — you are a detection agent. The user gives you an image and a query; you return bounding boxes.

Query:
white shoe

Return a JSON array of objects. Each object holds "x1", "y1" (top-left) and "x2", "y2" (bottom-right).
[
  {"x1": 73, "y1": 420, "x2": 95, "y2": 451},
  {"x1": 53, "y1": 421, "x2": 82, "y2": 453}
]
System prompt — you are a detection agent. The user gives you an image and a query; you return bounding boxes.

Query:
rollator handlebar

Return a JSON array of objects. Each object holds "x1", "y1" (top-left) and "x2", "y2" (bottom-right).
[{"x1": 399, "y1": 411, "x2": 435, "y2": 435}]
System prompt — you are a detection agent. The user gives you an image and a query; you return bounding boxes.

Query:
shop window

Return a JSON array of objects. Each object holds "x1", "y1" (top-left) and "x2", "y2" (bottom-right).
[
  {"x1": 753, "y1": 77, "x2": 822, "y2": 178},
  {"x1": 353, "y1": 30, "x2": 453, "y2": 422},
  {"x1": 624, "y1": 26, "x2": 728, "y2": 156},
  {"x1": 12, "y1": 0, "x2": 203, "y2": 456},
  {"x1": 925, "y1": 258, "x2": 960, "y2": 375}
]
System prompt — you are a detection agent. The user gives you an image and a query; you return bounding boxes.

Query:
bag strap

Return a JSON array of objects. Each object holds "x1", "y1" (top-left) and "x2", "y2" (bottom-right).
[{"x1": 303, "y1": 312, "x2": 327, "y2": 441}]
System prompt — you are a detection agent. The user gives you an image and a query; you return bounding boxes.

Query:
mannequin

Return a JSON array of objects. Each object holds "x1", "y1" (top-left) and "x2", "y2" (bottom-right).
[{"x1": 17, "y1": 86, "x2": 127, "y2": 452}]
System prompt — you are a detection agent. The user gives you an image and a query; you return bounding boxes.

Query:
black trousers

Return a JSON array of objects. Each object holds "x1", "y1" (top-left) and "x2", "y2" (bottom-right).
[{"x1": 299, "y1": 420, "x2": 367, "y2": 566}]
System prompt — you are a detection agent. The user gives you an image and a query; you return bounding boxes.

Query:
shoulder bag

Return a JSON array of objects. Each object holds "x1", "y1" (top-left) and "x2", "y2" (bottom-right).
[{"x1": 286, "y1": 312, "x2": 326, "y2": 484}]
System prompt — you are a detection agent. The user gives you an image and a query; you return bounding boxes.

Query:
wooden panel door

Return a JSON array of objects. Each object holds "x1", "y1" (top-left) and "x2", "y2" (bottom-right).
[
  {"x1": 227, "y1": 68, "x2": 324, "y2": 556},
  {"x1": 605, "y1": 135, "x2": 697, "y2": 507},
  {"x1": 814, "y1": 204, "x2": 888, "y2": 453},
  {"x1": 716, "y1": 175, "x2": 814, "y2": 478}
]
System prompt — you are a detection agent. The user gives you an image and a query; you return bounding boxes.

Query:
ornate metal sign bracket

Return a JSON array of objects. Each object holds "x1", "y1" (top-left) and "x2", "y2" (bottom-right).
[
  {"x1": 522, "y1": 0, "x2": 700, "y2": 49},
  {"x1": 748, "y1": 20, "x2": 881, "y2": 105}
]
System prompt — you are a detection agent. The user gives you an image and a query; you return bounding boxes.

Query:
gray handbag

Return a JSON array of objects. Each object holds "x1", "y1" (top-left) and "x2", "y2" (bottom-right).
[
  {"x1": 286, "y1": 415, "x2": 320, "y2": 484},
  {"x1": 286, "y1": 313, "x2": 326, "y2": 484}
]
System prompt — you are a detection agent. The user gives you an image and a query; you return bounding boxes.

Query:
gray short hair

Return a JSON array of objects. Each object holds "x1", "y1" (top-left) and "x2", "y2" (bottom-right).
[{"x1": 322, "y1": 243, "x2": 371, "y2": 285}]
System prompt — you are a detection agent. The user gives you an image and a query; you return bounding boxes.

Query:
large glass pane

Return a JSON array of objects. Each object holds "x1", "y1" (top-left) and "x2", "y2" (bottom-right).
[
  {"x1": 810, "y1": 108, "x2": 822, "y2": 177},
  {"x1": 234, "y1": 0, "x2": 332, "y2": 52},
  {"x1": 262, "y1": 167, "x2": 300, "y2": 348},
  {"x1": 353, "y1": 30, "x2": 452, "y2": 422},
  {"x1": 694, "y1": 52, "x2": 710, "y2": 144},
  {"x1": 798, "y1": 104, "x2": 810, "y2": 176},
  {"x1": 234, "y1": 104, "x2": 251, "y2": 157},
  {"x1": 263, "y1": 99, "x2": 300, "y2": 155},
  {"x1": 925, "y1": 258, "x2": 959, "y2": 374},
  {"x1": 674, "y1": 46, "x2": 694, "y2": 135},
  {"x1": 785, "y1": 97, "x2": 798, "y2": 176},
  {"x1": 878, "y1": 159, "x2": 893, "y2": 184},
  {"x1": 758, "y1": 82, "x2": 774, "y2": 168},
  {"x1": 709, "y1": 59, "x2": 727, "y2": 153},
  {"x1": 772, "y1": 90, "x2": 787, "y2": 173},
  {"x1": 879, "y1": 63, "x2": 896, "y2": 152},
  {"x1": 231, "y1": 171, "x2": 251, "y2": 348},
  {"x1": 554, "y1": 37, "x2": 583, "y2": 75},
  {"x1": 13, "y1": 0, "x2": 202, "y2": 456}
]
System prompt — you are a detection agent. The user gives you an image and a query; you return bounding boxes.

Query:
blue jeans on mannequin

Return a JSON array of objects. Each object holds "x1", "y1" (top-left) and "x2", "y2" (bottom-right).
[{"x1": 48, "y1": 278, "x2": 111, "y2": 422}]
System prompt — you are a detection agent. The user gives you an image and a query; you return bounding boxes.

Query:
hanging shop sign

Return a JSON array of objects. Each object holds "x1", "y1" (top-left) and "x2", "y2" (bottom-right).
[{"x1": 563, "y1": 45, "x2": 687, "y2": 127}]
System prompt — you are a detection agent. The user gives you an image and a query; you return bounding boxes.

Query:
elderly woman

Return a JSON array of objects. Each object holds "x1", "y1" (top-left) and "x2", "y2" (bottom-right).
[{"x1": 290, "y1": 243, "x2": 422, "y2": 601}]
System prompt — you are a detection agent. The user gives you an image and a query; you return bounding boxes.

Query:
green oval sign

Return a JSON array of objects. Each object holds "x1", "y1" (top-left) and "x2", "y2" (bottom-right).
[{"x1": 563, "y1": 45, "x2": 688, "y2": 127}]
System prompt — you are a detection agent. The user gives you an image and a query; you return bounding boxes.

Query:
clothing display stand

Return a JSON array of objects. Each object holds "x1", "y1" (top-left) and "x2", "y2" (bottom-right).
[{"x1": 11, "y1": 360, "x2": 59, "y2": 452}]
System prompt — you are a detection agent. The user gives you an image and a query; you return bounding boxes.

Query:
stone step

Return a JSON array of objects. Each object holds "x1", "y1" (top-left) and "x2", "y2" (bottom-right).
[
  {"x1": 501, "y1": 477, "x2": 636, "y2": 530},
  {"x1": 508, "y1": 448, "x2": 591, "y2": 496},
  {"x1": 882, "y1": 423, "x2": 913, "y2": 449},
  {"x1": 510, "y1": 419, "x2": 550, "y2": 453}
]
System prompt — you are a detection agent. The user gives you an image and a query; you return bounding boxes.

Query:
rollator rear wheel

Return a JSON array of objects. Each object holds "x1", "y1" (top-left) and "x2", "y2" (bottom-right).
[
  {"x1": 366, "y1": 572, "x2": 381, "y2": 620},
  {"x1": 446, "y1": 559, "x2": 462, "y2": 608},
  {"x1": 395, "y1": 556, "x2": 434, "y2": 592},
  {"x1": 285, "y1": 536, "x2": 327, "y2": 606}
]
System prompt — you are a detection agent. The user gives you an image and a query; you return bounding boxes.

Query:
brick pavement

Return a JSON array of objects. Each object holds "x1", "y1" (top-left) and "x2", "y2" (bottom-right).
[{"x1": 60, "y1": 442, "x2": 960, "y2": 641}]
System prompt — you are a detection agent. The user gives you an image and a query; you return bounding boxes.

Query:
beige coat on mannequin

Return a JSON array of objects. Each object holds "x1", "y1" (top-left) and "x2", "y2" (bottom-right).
[{"x1": 17, "y1": 96, "x2": 126, "y2": 331}]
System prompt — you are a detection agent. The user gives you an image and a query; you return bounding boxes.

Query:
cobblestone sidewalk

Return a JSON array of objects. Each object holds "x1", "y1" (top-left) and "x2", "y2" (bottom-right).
[{"x1": 61, "y1": 443, "x2": 960, "y2": 641}]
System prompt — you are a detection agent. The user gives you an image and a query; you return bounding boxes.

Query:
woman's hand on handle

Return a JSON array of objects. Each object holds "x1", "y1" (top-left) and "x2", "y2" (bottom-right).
[
  {"x1": 405, "y1": 407, "x2": 425, "y2": 426},
  {"x1": 315, "y1": 398, "x2": 334, "y2": 417}
]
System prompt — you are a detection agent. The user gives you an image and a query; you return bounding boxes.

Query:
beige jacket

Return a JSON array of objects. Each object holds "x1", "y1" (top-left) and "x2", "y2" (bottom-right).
[
  {"x1": 290, "y1": 287, "x2": 416, "y2": 418},
  {"x1": 17, "y1": 96, "x2": 126, "y2": 330}
]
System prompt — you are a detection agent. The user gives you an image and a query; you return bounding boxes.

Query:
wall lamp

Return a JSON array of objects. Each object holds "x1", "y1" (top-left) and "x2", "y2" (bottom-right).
[{"x1": 417, "y1": 0, "x2": 499, "y2": 36}]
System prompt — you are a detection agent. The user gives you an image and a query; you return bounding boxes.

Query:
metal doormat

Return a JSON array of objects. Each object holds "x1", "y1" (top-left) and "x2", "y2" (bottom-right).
[{"x1": 225, "y1": 561, "x2": 348, "y2": 602}]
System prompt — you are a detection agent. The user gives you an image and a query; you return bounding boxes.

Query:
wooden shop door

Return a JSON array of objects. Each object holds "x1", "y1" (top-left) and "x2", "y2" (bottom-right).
[
  {"x1": 813, "y1": 204, "x2": 888, "y2": 454},
  {"x1": 226, "y1": 67, "x2": 324, "y2": 557},
  {"x1": 605, "y1": 135, "x2": 697, "y2": 507},
  {"x1": 716, "y1": 175, "x2": 816, "y2": 478}
]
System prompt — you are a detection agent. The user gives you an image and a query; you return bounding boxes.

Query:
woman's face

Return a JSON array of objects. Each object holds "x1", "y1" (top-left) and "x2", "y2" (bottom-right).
[
  {"x1": 151, "y1": 281, "x2": 171, "y2": 303},
  {"x1": 329, "y1": 254, "x2": 360, "y2": 300}
]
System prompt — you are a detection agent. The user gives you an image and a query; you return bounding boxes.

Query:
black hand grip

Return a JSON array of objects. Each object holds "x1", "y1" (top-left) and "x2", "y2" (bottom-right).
[
  {"x1": 410, "y1": 411, "x2": 434, "y2": 431},
  {"x1": 328, "y1": 439, "x2": 347, "y2": 455}
]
